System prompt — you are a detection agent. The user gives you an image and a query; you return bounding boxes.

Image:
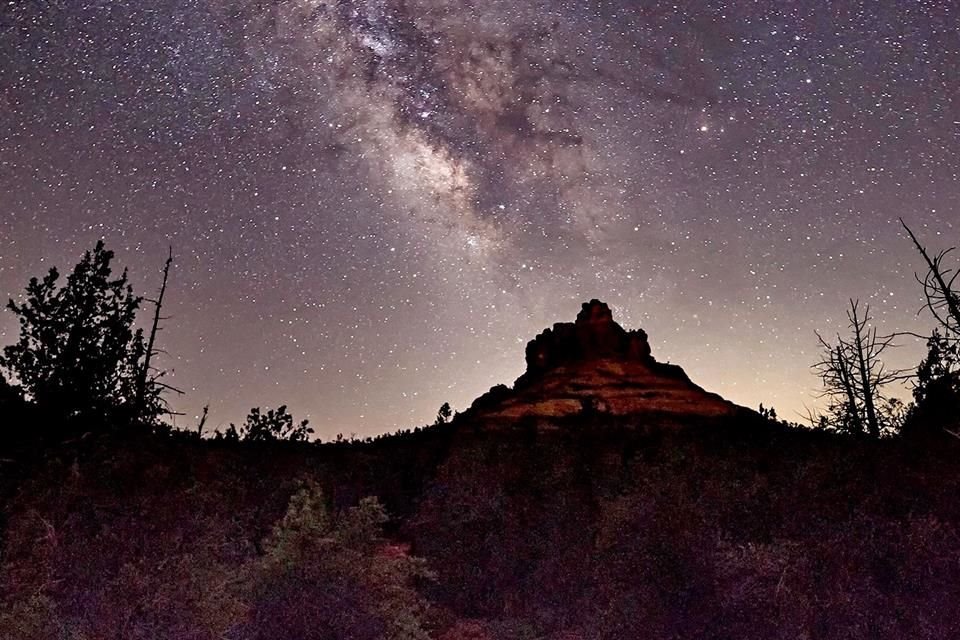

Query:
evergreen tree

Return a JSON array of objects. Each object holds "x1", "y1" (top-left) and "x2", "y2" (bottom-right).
[
  {"x1": 901, "y1": 219, "x2": 960, "y2": 342},
  {"x1": 434, "y1": 402, "x2": 453, "y2": 426},
  {"x1": 902, "y1": 329, "x2": 960, "y2": 438},
  {"x1": 250, "y1": 480, "x2": 434, "y2": 640},
  {"x1": 913, "y1": 330, "x2": 960, "y2": 404},
  {"x1": 0, "y1": 242, "x2": 151, "y2": 425}
]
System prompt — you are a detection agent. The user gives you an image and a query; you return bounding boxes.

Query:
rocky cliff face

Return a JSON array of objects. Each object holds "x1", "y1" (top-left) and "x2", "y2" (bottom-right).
[{"x1": 464, "y1": 300, "x2": 746, "y2": 424}]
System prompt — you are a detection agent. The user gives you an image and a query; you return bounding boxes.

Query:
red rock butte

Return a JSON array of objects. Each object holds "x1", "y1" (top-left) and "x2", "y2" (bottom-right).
[{"x1": 464, "y1": 299, "x2": 747, "y2": 424}]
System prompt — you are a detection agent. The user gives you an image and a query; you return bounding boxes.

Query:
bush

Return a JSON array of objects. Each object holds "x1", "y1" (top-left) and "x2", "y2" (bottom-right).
[
  {"x1": 247, "y1": 480, "x2": 434, "y2": 640},
  {"x1": 220, "y1": 405, "x2": 314, "y2": 442}
]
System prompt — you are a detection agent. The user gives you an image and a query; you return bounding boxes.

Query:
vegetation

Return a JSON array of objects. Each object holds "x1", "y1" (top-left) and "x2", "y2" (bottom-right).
[
  {"x1": 219, "y1": 405, "x2": 314, "y2": 442},
  {"x1": 901, "y1": 329, "x2": 960, "y2": 437},
  {"x1": 901, "y1": 218, "x2": 960, "y2": 341},
  {"x1": 3, "y1": 417, "x2": 960, "y2": 639},
  {"x1": 434, "y1": 402, "x2": 453, "y2": 426},
  {"x1": 0, "y1": 446, "x2": 433, "y2": 640},
  {"x1": 249, "y1": 481, "x2": 433, "y2": 640},
  {"x1": 0, "y1": 241, "x2": 174, "y2": 431},
  {"x1": 807, "y1": 221, "x2": 960, "y2": 437},
  {"x1": 812, "y1": 300, "x2": 906, "y2": 436},
  {"x1": 896, "y1": 220, "x2": 960, "y2": 438},
  {"x1": 2, "y1": 227, "x2": 960, "y2": 639}
]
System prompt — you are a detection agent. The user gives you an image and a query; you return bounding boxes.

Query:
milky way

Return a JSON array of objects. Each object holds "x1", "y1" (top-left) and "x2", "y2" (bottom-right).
[{"x1": 1, "y1": 1, "x2": 958, "y2": 435}]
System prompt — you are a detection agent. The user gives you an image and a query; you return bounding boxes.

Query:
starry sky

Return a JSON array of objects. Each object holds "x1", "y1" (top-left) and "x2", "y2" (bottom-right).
[{"x1": 1, "y1": 0, "x2": 958, "y2": 436}]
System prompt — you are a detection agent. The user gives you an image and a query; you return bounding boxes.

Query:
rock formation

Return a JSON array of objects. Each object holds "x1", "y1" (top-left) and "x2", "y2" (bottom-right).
[{"x1": 464, "y1": 299, "x2": 746, "y2": 424}]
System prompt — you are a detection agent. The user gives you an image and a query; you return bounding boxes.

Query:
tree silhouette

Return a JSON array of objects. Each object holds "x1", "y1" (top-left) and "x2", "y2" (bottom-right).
[
  {"x1": 223, "y1": 405, "x2": 314, "y2": 442},
  {"x1": 901, "y1": 329, "x2": 960, "y2": 438},
  {"x1": 901, "y1": 218, "x2": 960, "y2": 342},
  {"x1": 898, "y1": 220, "x2": 960, "y2": 437},
  {"x1": 0, "y1": 241, "x2": 167, "y2": 425},
  {"x1": 134, "y1": 246, "x2": 177, "y2": 422},
  {"x1": 913, "y1": 330, "x2": 959, "y2": 403},
  {"x1": 434, "y1": 402, "x2": 453, "y2": 426},
  {"x1": 0, "y1": 371, "x2": 28, "y2": 424},
  {"x1": 813, "y1": 300, "x2": 907, "y2": 437}
]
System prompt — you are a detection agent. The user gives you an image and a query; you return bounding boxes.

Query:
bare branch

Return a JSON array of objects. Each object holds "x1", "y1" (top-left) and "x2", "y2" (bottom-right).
[
  {"x1": 812, "y1": 299, "x2": 909, "y2": 436},
  {"x1": 901, "y1": 218, "x2": 960, "y2": 339},
  {"x1": 136, "y1": 246, "x2": 174, "y2": 420},
  {"x1": 154, "y1": 381, "x2": 185, "y2": 395}
]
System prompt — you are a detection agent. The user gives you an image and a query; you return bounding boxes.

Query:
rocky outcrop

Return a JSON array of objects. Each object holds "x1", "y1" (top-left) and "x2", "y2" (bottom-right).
[
  {"x1": 464, "y1": 300, "x2": 746, "y2": 424},
  {"x1": 520, "y1": 299, "x2": 652, "y2": 380}
]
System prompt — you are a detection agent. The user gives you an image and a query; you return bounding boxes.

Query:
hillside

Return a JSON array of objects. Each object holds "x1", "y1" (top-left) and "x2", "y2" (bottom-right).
[{"x1": 3, "y1": 302, "x2": 960, "y2": 639}]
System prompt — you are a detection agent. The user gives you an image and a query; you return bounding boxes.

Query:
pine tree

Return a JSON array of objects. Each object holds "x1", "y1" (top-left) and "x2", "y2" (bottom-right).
[
  {"x1": 434, "y1": 402, "x2": 453, "y2": 426},
  {"x1": 901, "y1": 329, "x2": 960, "y2": 438},
  {"x1": 0, "y1": 242, "x2": 149, "y2": 425}
]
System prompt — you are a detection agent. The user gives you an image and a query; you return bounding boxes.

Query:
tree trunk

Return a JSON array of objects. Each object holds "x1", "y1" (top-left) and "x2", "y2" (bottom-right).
[
  {"x1": 136, "y1": 247, "x2": 172, "y2": 419},
  {"x1": 901, "y1": 219, "x2": 960, "y2": 337},
  {"x1": 836, "y1": 346, "x2": 863, "y2": 434},
  {"x1": 850, "y1": 305, "x2": 880, "y2": 437}
]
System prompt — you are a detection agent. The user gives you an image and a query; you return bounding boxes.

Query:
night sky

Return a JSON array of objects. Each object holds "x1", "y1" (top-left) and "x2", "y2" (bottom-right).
[{"x1": 1, "y1": 1, "x2": 958, "y2": 437}]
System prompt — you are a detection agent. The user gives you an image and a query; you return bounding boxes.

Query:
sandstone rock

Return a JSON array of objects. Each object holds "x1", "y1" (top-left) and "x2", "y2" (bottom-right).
[{"x1": 465, "y1": 300, "x2": 745, "y2": 425}]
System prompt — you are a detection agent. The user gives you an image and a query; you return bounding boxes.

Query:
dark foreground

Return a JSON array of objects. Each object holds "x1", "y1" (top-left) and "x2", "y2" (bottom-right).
[{"x1": 3, "y1": 415, "x2": 960, "y2": 640}]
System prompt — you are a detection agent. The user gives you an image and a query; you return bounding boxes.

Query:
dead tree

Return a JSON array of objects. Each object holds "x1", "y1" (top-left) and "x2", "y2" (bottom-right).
[
  {"x1": 135, "y1": 247, "x2": 182, "y2": 421},
  {"x1": 813, "y1": 300, "x2": 908, "y2": 437},
  {"x1": 900, "y1": 218, "x2": 960, "y2": 341}
]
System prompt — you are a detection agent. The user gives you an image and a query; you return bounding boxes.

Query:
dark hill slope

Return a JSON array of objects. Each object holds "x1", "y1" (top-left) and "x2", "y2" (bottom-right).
[
  {"x1": 409, "y1": 419, "x2": 960, "y2": 639},
  {"x1": 4, "y1": 421, "x2": 960, "y2": 639},
  {"x1": 0, "y1": 427, "x2": 457, "y2": 639}
]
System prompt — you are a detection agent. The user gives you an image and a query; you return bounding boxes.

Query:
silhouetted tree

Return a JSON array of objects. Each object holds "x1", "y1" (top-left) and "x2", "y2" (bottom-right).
[
  {"x1": 897, "y1": 220, "x2": 960, "y2": 438},
  {"x1": 434, "y1": 402, "x2": 453, "y2": 426},
  {"x1": 901, "y1": 330, "x2": 960, "y2": 438},
  {"x1": 224, "y1": 405, "x2": 314, "y2": 442},
  {"x1": 901, "y1": 218, "x2": 960, "y2": 341},
  {"x1": 757, "y1": 404, "x2": 778, "y2": 421},
  {"x1": 813, "y1": 300, "x2": 907, "y2": 436},
  {"x1": 133, "y1": 246, "x2": 178, "y2": 422},
  {"x1": 913, "y1": 330, "x2": 960, "y2": 403},
  {"x1": 0, "y1": 242, "x2": 167, "y2": 426},
  {"x1": 0, "y1": 372, "x2": 30, "y2": 436},
  {"x1": 195, "y1": 403, "x2": 210, "y2": 437},
  {"x1": 0, "y1": 372, "x2": 21, "y2": 408}
]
